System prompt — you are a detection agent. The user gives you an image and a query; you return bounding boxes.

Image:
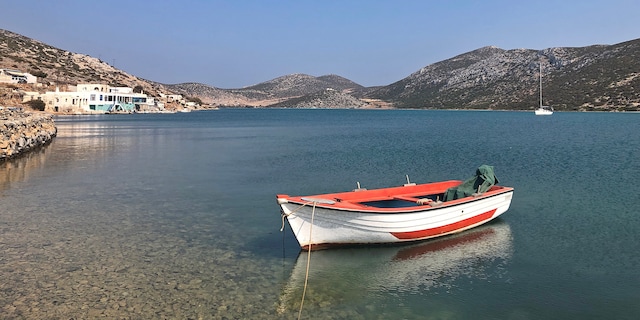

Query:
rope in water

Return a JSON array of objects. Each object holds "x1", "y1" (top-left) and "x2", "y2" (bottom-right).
[
  {"x1": 279, "y1": 200, "x2": 320, "y2": 319},
  {"x1": 297, "y1": 201, "x2": 316, "y2": 320}
]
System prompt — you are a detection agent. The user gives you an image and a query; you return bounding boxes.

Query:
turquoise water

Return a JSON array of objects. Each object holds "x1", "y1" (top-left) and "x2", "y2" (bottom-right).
[{"x1": 1, "y1": 109, "x2": 638, "y2": 319}]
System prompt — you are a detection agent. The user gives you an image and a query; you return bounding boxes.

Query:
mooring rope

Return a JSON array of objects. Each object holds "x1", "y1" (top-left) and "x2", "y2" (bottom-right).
[
  {"x1": 280, "y1": 202, "x2": 310, "y2": 232},
  {"x1": 297, "y1": 201, "x2": 316, "y2": 320},
  {"x1": 278, "y1": 199, "x2": 318, "y2": 319}
]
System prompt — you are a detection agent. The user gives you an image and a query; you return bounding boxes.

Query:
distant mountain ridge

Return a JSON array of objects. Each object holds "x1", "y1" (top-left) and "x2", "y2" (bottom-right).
[
  {"x1": 2, "y1": 28, "x2": 639, "y2": 111},
  {"x1": 239, "y1": 73, "x2": 363, "y2": 98},
  {"x1": 163, "y1": 73, "x2": 366, "y2": 107},
  {"x1": 367, "y1": 40, "x2": 640, "y2": 110},
  {"x1": 268, "y1": 88, "x2": 371, "y2": 109}
]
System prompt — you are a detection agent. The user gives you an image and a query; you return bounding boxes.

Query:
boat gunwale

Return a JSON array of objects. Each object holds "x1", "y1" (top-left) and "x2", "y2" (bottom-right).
[{"x1": 278, "y1": 185, "x2": 514, "y2": 214}]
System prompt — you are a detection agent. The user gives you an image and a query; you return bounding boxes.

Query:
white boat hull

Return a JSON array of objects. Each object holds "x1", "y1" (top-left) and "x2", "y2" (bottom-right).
[
  {"x1": 535, "y1": 108, "x2": 553, "y2": 115},
  {"x1": 279, "y1": 189, "x2": 513, "y2": 250}
]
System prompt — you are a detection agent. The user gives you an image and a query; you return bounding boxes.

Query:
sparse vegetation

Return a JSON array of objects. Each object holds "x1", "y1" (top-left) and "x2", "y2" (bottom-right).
[
  {"x1": 366, "y1": 40, "x2": 640, "y2": 111},
  {"x1": 1, "y1": 28, "x2": 638, "y2": 111},
  {"x1": 186, "y1": 96, "x2": 202, "y2": 105},
  {"x1": 23, "y1": 99, "x2": 46, "y2": 111},
  {"x1": 30, "y1": 70, "x2": 47, "y2": 78}
]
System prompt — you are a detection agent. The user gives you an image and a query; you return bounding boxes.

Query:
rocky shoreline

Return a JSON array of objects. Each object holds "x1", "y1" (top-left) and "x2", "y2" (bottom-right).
[{"x1": 0, "y1": 109, "x2": 57, "y2": 161}]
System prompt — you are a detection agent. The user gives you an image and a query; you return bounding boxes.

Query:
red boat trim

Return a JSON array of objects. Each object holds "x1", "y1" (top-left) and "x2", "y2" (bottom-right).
[{"x1": 390, "y1": 209, "x2": 497, "y2": 240}]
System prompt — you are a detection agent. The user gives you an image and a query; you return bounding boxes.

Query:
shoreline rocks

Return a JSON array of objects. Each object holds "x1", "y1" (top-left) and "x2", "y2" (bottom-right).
[{"x1": 0, "y1": 109, "x2": 57, "y2": 161}]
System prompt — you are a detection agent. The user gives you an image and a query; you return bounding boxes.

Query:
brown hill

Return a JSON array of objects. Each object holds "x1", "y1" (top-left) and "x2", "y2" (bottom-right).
[
  {"x1": 2, "y1": 28, "x2": 639, "y2": 111},
  {"x1": 367, "y1": 40, "x2": 640, "y2": 111},
  {"x1": 0, "y1": 29, "x2": 166, "y2": 97}
]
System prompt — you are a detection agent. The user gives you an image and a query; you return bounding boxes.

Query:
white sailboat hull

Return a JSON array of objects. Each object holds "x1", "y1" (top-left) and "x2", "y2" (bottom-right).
[{"x1": 535, "y1": 107, "x2": 553, "y2": 115}]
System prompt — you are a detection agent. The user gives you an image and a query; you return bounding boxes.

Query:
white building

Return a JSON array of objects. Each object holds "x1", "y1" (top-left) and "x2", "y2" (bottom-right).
[
  {"x1": 0, "y1": 68, "x2": 37, "y2": 84},
  {"x1": 159, "y1": 93, "x2": 184, "y2": 103},
  {"x1": 25, "y1": 83, "x2": 156, "y2": 113}
]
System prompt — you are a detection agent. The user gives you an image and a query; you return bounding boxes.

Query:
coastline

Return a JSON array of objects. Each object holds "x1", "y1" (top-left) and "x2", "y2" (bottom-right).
[{"x1": 0, "y1": 109, "x2": 57, "y2": 161}]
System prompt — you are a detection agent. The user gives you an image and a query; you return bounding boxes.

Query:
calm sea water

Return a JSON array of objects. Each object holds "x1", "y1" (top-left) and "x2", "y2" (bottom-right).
[{"x1": 1, "y1": 109, "x2": 639, "y2": 319}]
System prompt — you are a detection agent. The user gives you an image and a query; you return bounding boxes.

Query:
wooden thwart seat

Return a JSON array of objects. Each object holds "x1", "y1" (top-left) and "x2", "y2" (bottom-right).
[{"x1": 393, "y1": 195, "x2": 421, "y2": 202}]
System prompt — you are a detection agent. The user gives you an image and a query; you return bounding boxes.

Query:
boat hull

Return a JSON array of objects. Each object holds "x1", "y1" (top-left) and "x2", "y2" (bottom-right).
[
  {"x1": 278, "y1": 183, "x2": 514, "y2": 250},
  {"x1": 535, "y1": 107, "x2": 553, "y2": 115}
]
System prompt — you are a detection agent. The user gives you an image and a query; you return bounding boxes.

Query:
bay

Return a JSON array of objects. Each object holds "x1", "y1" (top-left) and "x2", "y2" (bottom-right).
[{"x1": 1, "y1": 109, "x2": 638, "y2": 319}]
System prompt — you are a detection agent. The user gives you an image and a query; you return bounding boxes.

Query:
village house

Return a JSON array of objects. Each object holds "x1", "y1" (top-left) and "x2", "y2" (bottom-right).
[
  {"x1": 23, "y1": 83, "x2": 159, "y2": 113},
  {"x1": 159, "y1": 93, "x2": 184, "y2": 103},
  {"x1": 0, "y1": 68, "x2": 37, "y2": 84}
]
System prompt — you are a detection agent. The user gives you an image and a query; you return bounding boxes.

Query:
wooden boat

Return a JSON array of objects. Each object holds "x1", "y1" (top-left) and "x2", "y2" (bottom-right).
[{"x1": 277, "y1": 165, "x2": 514, "y2": 250}]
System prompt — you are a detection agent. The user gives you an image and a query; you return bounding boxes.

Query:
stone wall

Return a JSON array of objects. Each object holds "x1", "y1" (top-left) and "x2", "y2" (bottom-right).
[{"x1": 0, "y1": 109, "x2": 57, "y2": 160}]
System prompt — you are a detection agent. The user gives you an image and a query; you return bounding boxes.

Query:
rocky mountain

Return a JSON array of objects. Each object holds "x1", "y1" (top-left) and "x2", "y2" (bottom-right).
[
  {"x1": 367, "y1": 39, "x2": 640, "y2": 111},
  {"x1": 166, "y1": 38, "x2": 640, "y2": 111},
  {"x1": 2, "y1": 28, "x2": 639, "y2": 111},
  {"x1": 0, "y1": 29, "x2": 167, "y2": 97},
  {"x1": 160, "y1": 82, "x2": 248, "y2": 106},
  {"x1": 268, "y1": 88, "x2": 371, "y2": 109},
  {"x1": 163, "y1": 73, "x2": 365, "y2": 107},
  {"x1": 235, "y1": 73, "x2": 363, "y2": 98},
  {"x1": 0, "y1": 26, "x2": 370, "y2": 108}
]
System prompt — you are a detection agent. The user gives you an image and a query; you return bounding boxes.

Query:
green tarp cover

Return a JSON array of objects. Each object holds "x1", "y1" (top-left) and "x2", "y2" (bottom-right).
[{"x1": 443, "y1": 165, "x2": 500, "y2": 201}]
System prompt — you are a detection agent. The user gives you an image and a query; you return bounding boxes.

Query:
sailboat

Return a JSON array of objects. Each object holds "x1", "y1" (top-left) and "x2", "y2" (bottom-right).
[{"x1": 535, "y1": 63, "x2": 553, "y2": 115}]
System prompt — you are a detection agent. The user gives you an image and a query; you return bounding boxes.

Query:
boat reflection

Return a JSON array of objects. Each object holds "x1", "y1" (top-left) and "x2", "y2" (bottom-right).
[{"x1": 278, "y1": 220, "x2": 513, "y2": 313}]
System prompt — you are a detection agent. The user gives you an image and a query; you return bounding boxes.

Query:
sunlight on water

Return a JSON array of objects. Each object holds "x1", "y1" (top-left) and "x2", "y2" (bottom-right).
[
  {"x1": 1, "y1": 110, "x2": 639, "y2": 319},
  {"x1": 277, "y1": 222, "x2": 513, "y2": 316}
]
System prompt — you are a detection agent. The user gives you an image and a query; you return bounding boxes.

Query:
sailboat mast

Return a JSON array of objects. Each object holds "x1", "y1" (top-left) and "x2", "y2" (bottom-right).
[{"x1": 539, "y1": 63, "x2": 543, "y2": 108}]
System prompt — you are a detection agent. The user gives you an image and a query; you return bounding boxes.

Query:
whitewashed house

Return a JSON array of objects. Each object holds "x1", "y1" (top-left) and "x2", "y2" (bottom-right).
[
  {"x1": 0, "y1": 68, "x2": 37, "y2": 84},
  {"x1": 29, "y1": 83, "x2": 155, "y2": 113}
]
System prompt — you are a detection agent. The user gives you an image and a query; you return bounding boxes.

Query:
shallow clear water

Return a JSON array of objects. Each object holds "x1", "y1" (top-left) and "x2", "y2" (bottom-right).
[{"x1": 1, "y1": 109, "x2": 639, "y2": 319}]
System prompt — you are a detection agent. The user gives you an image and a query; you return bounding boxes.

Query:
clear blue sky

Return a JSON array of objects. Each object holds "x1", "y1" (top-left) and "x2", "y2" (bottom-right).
[{"x1": 3, "y1": 0, "x2": 639, "y2": 89}]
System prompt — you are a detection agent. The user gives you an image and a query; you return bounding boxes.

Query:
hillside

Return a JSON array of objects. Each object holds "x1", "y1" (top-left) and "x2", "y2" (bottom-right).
[
  {"x1": 2, "y1": 28, "x2": 639, "y2": 111},
  {"x1": 163, "y1": 73, "x2": 364, "y2": 107},
  {"x1": 234, "y1": 73, "x2": 363, "y2": 99},
  {"x1": 160, "y1": 82, "x2": 249, "y2": 106},
  {"x1": 0, "y1": 29, "x2": 167, "y2": 97},
  {"x1": 268, "y1": 88, "x2": 371, "y2": 109},
  {"x1": 367, "y1": 40, "x2": 640, "y2": 111}
]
